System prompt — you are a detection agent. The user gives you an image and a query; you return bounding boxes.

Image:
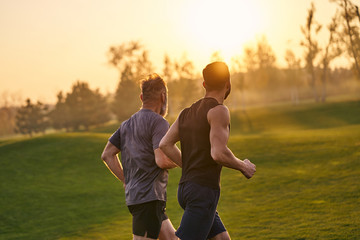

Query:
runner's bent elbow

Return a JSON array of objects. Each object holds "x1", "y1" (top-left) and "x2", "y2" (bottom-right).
[
  {"x1": 101, "y1": 151, "x2": 113, "y2": 164},
  {"x1": 101, "y1": 151, "x2": 107, "y2": 162},
  {"x1": 211, "y1": 146, "x2": 227, "y2": 164}
]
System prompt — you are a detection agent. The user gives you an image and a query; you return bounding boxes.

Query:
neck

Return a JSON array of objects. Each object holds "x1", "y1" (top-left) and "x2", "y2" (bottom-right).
[
  {"x1": 142, "y1": 102, "x2": 161, "y2": 115},
  {"x1": 204, "y1": 91, "x2": 225, "y2": 104}
]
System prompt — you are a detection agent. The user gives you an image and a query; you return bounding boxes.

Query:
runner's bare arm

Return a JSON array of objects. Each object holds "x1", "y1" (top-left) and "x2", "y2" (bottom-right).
[
  {"x1": 101, "y1": 141, "x2": 125, "y2": 183},
  {"x1": 155, "y1": 148, "x2": 178, "y2": 169},
  {"x1": 159, "y1": 117, "x2": 182, "y2": 168},
  {"x1": 208, "y1": 105, "x2": 256, "y2": 179}
]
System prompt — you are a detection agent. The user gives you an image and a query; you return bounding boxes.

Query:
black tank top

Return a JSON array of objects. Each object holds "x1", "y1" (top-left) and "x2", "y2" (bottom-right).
[{"x1": 178, "y1": 97, "x2": 223, "y2": 189}]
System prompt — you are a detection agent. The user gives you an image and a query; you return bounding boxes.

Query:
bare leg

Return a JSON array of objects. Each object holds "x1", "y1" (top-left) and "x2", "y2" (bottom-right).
[
  {"x1": 133, "y1": 234, "x2": 156, "y2": 240},
  {"x1": 209, "y1": 231, "x2": 231, "y2": 240},
  {"x1": 159, "y1": 219, "x2": 178, "y2": 240}
]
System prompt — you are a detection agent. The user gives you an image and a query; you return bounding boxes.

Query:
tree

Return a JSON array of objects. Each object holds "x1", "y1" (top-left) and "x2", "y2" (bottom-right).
[
  {"x1": 256, "y1": 36, "x2": 277, "y2": 89},
  {"x1": 330, "y1": 0, "x2": 360, "y2": 79},
  {"x1": 165, "y1": 54, "x2": 201, "y2": 116},
  {"x1": 230, "y1": 56, "x2": 253, "y2": 131},
  {"x1": 0, "y1": 107, "x2": 17, "y2": 136},
  {"x1": 112, "y1": 65, "x2": 141, "y2": 121},
  {"x1": 50, "y1": 91, "x2": 70, "y2": 131},
  {"x1": 162, "y1": 54, "x2": 173, "y2": 83},
  {"x1": 162, "y1": 54, "x2": 176, "y2": 116},
  {"x1": 107, "y1": 41, "x2": 153, "y2": 121},
  {"x1": 15, "y1": 99, "x2": 48, "y2": 137},
  {"x1": 0, "y1": 90, "x2": 23, "y2": 108},
  {"x1": 319, "y1": 13, "x2": 342, "y2": 102},
  {"x1": 231, "y1": 55, "x2": 247, "y2": 110},
  {"x1": 284, "y1": 49, "x2": 302, "y2": 105},
  {"x1": 50, "y1": 81, "x2": 110, "y2": 131},
  {"x1": 174, "y1": 55, "x2": 200, "y2": 110},
  {"x1": 242, "y1": 36, "x2": 277, "y2": 90},
  {"x1": 301, "y1": 2, "x2": 322, "y2": 102},
  {"x1": 210, "y1": 51, "x2": 224, "y2": 62},
  {"x1": 65, "y1": 81, "x2": 110, "y2": 130},
  {"x1": 243, "y1": 45, "x2": 257, "y2": 91},
  {"x1": 0, "y1": 91, "x2": 21, "y2": 136}
]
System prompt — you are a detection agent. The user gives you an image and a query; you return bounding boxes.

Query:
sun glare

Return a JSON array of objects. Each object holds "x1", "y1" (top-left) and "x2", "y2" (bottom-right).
[{"x1": 183, "y1": 0, "x2": 264, "y2": 63}]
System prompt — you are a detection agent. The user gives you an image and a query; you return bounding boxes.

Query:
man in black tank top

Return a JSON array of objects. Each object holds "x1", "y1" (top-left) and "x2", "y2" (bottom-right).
[{"x1": 160, "y1": 62, "x2": 256, "y2": 240}]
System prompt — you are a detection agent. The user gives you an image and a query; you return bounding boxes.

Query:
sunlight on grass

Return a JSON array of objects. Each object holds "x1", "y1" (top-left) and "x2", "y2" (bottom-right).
[{"x1": 1, "y1": 100, "x2": 359, "y2": 239}]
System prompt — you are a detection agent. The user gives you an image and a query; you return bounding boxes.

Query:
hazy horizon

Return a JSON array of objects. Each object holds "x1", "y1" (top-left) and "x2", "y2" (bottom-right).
[{"x1": 0, "y1": 0, "x2": 348, "y2": 104}]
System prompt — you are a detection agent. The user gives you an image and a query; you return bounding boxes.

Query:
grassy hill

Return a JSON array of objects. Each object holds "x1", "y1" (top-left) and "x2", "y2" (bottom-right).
[{"x1": 0, "y1": 100, "x2": 359, "y2": 239}]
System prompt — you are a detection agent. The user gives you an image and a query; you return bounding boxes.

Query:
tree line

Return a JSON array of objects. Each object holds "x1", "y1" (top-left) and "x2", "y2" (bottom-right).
[
  {"x1": 10, "y1": 0, "x2": 360, "y2": 136},
  {"x1": 14, "y1": 81, "x2": 111, "y2": 136}
]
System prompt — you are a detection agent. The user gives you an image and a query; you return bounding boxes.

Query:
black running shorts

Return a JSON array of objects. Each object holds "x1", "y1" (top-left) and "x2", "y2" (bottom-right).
[{"x1": 127, "y1": 200, "x2": 168, "y2": 239}]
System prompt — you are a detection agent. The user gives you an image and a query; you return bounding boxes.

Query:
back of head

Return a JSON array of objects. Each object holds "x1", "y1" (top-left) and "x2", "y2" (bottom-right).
[
  {"x1": 202, "y1": 61, "x2": 230, "y2": 90},
  {"x1": 140, "y1": 73, "x2": 167, "y2": 104}
]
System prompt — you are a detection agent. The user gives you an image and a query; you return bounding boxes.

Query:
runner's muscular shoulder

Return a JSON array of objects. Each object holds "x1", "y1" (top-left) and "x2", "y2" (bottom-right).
[
  {"x1": 207, "y1": 104, "x2": 230, "y2": 127},
  {"x1": 207, "y1": 105, "x2": 230, "y2": 152}
]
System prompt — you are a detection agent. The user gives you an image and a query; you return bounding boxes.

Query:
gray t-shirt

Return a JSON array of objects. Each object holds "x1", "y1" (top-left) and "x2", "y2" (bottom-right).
[{"x1": 109, "y1": 109, "x2": 170, "y2": 206}]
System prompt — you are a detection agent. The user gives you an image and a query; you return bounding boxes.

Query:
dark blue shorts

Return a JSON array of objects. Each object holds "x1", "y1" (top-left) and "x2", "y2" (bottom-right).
[{"x1": 175, "y1": 181, "x2": 227, "y2": 240}]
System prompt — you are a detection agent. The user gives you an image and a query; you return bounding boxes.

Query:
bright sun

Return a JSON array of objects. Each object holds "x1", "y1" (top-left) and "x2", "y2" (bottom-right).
[{"x1": 182, "y1": 0, "x2": 264, "y2": 63}]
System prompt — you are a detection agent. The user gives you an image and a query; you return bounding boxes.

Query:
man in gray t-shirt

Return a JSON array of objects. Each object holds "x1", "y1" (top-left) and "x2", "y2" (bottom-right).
[
  {"x1": 109, "y1": 108, "x2": 169, "y2": 205},
  {"x1": 101, "y1": 74, "x2": 179, "y2": 240}
]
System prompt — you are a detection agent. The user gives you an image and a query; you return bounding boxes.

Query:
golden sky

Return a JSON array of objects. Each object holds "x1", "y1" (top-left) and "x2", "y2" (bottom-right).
[{"x1": 0, "y1": 0, "x2": 342, "y2": 104}]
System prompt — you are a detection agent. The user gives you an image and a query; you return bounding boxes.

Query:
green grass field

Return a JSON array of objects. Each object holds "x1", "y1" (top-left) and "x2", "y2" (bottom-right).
[{"x1": 1, "y1": 100, "x2": 359, "y2": 239}]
